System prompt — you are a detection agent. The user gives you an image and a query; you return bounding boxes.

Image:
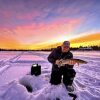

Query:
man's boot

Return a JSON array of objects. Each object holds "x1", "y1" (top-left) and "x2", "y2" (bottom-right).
[{"x1": 65, "y1": 85, "x2": 74, "y2": 92}]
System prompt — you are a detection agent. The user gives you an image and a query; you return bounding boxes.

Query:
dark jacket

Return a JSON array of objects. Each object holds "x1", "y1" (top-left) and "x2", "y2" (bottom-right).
[{"x1": 48, "y1": 46, "x2": 73, "y2": 69}]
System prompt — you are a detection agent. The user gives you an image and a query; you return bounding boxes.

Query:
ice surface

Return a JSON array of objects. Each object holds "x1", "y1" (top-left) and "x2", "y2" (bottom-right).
[{"x1": 0, "y1": 51, "x2": 100, "y2": 100}]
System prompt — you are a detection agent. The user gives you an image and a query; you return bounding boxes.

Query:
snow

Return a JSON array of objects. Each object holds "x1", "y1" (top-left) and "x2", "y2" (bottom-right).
[{"x1": 0, "y1": 51, "x2": 100, "y2": 100}]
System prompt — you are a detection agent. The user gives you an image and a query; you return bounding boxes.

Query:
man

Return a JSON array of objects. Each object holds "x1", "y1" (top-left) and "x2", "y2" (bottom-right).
[{"x1": 48, "y1": 41, "x2": 76, "y2": 92}]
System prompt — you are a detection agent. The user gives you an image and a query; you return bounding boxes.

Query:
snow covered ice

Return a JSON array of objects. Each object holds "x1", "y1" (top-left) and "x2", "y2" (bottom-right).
[{"x1": 0, "y1": 51, "x2": 100, "y2": 100}]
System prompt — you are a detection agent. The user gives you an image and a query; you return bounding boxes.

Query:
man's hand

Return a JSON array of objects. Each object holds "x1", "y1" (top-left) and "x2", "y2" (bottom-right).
[{"x1": 55, "y1": 60, "x2": 62, "y2": 65}]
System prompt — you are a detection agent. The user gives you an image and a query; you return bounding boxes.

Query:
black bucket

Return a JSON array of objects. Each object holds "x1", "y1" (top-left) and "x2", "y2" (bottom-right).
[{"x1": 31, "y1": 64, "x2": 41, "y2": 76}]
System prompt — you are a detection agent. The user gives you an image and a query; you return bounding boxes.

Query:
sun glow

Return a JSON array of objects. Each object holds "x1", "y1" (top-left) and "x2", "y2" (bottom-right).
[{"x1": 10, "y1": 33, "x2": 100, "y2": 50}]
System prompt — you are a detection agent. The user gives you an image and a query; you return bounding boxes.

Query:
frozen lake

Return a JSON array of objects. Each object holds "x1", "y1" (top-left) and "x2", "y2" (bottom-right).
[{"x1": 0, "y1": 51, "x2": 100, "y2": 100}]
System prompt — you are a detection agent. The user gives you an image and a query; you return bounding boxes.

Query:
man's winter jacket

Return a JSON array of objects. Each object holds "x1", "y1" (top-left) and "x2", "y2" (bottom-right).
[{"x1": 48, "y1": 46, "x2": 74, "y2": 69}]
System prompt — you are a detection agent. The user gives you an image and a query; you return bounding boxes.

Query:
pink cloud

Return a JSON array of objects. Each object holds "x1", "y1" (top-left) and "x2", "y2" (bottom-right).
[
  {"x1": 16, "y1": 10, "x2": 42, "y2": 20},
  {"x1": 0, "y1": 14, "x2": 83, "y2": 47},
  {"x1": 12, "y1": 17, "x2": 82, "y2": 44}
]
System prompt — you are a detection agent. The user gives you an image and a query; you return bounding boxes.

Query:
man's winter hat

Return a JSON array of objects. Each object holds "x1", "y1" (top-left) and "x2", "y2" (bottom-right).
[{"x1": 62, "y1": 41, "x2": 70, "y2": 47}]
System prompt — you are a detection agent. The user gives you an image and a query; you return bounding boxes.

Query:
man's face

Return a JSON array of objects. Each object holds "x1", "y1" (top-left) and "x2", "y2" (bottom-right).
[{"x1": 61, "y1": 45, "x2": 70, "y2": 53}]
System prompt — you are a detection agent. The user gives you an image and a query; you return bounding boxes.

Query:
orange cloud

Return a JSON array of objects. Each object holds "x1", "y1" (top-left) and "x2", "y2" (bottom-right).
[
  {"x1": 70, "y1": 33, "x2": 100, "y2": 43},
  {"x1": 0, "y1": 35, "x2": 20, "y2": 49},
  {"x1": 37, "y1": 33, "x2": 100, "y2": 49},
  {"x1": 70, "y1": 33, "x2": 100, "y2": 47}
]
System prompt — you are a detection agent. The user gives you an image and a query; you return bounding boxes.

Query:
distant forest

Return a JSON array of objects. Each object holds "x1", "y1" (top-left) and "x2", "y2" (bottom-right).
[{"x1": 0, "y1": 46, "x2": 100, "y2": 51}]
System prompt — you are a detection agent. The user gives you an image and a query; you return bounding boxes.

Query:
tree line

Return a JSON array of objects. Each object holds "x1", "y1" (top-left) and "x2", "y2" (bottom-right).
[{"x1": 0, "y1": 46, "x2": 100, "y2": 51}]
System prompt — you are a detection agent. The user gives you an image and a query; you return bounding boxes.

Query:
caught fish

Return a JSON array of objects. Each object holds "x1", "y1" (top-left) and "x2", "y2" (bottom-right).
[{"x1": 58, "y1": 58, "x2": 87, "y2": 67}]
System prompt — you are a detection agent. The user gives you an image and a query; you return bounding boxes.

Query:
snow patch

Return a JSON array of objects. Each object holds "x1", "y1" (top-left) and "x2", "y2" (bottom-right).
[{"x1": 0, "y1": 75, "x2": 73, "y2": 100}]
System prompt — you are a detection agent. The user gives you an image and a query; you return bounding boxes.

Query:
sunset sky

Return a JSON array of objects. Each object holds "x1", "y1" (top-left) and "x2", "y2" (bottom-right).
[{"x1": 0, "y1": 0, "x2": 100, "y2": 49}]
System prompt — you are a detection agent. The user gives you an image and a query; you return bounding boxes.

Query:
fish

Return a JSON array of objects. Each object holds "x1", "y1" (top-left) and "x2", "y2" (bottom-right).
[{"x1": 58, "y1": 58, "x2": 87, "y2": 67}]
